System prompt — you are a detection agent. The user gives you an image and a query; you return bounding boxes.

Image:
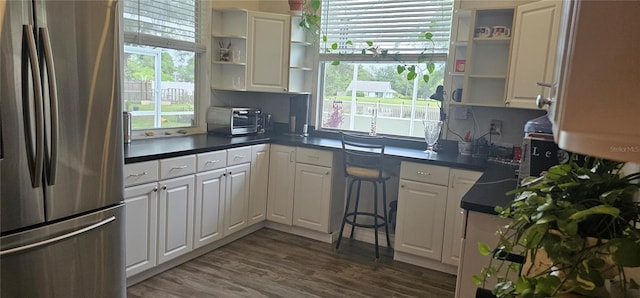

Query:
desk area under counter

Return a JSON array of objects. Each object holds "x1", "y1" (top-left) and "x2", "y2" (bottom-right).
[{"x1": 123, "y1": 132, "x2": 489, "y2": 283}]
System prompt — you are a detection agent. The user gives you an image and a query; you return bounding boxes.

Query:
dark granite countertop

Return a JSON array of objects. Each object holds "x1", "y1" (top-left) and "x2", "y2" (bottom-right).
[
  {"x1": 124, "y1": 133, "x2": 486, "y2": 171},
  {"x1": 460, "y1": 161, "x2": 520, "y2": 214}
]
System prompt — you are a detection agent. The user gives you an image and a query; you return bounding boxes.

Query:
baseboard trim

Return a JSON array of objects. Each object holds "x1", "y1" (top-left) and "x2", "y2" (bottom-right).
[
  {"x1": 265, "y1": 221, "x2": 336, "y2": 243},
  {"x1": 394, "y1": 251, "x2": 458, "y2": 275}
]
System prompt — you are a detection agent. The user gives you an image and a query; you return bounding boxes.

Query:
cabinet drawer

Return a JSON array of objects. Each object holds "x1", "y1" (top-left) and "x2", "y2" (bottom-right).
[
  {"x1": 400, "y1": 162, "x2": 450, "y2": 186},
  {"x1": 227, "y1": 146, "x2": 252, "y2": 166},
  {"x1": 197, "y1": 151, "x2": 227, "y2": 172},
  {"x1": 124, "y1": 161, "x2": 159, "y2": 187},
  {"x1": 296, "y1": 147, "x2": 332, "y2": 167},
  {"x1": 159, "y1": 155, "x2": 196, "y2": 179}
]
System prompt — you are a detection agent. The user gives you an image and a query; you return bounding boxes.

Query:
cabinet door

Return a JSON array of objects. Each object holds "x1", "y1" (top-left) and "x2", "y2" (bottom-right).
[
  {"x1": 292, "y1": 163, "x2": 332, "y2": 232},
  {"x1": 248, "y1": 144, "x2": 270, "y2": 226},
  {"x1": 223, "y1": 163, "x2": 251, "y2": 236},
  {"x1": 395, "y1": 179, "x2": 448, "y2": 260},
  {"x1": 246, "y1": 12, "x2": 290, "y2": 93},
  {"x1": 442, "y1": 169, "x2": 482, "y2": 266},
  {"x1": 157, "y1": 175, "x2": 195, "y2": 264},
  {"x1": 505, "y1": 0, "x2": 561, "y2": 109},
  {"x1": 267, "y1": 145, "x2": 296, "y2": 225},
  {"x1": 124, "y1": 182, "x2": 158, "y2": 277},
  {"x1": 194, "y1": 169, "x2": 226, "y2": 249}
]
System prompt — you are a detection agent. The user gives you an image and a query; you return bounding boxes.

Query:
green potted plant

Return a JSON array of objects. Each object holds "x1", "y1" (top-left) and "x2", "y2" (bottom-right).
[{"x1": 476, "y1": 156, "x2": 640, "y2": 297}]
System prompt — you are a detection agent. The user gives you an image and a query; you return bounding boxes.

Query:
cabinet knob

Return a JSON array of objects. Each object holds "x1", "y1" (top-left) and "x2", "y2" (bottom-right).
[
  {"x1": 401, "y1": 184, "x2": 405, "y2": 188},
  {"x1": 162, "y1": 185, "x2": 167, "y2": 190},
  {"x1": 536, "y1": 94, "x2": 553, "y2": 109},
  {"x1": 153, "y1": 186, "x2": 158, "y2": 192}
]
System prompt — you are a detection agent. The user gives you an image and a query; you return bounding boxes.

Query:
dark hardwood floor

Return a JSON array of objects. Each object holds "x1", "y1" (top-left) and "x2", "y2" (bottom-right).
[{"x1": 127, "y1": 228, "x2": 456, "y2": 298}]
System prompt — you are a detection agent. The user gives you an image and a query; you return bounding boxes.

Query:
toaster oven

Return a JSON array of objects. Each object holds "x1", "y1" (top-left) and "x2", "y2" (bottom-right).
[{"x1": 206, "y1": 107, "x2": 261, "y2": 135}]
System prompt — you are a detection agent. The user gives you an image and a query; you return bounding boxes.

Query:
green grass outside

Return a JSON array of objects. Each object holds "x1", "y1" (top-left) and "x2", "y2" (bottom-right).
[{"x1": 127, "y1": 103, "x2": 194, "y2": 112}]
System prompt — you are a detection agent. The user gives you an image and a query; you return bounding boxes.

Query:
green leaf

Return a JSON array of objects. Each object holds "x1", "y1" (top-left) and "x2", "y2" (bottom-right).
[
  {"x1": 331, "y1": 60, "x2": 340, "y2": 66},
  {"x1": 427, "y1": 62, "x2": 435, "y2": 74},
  {"x1": 424, "y1": 32, "x2": 433, "y2": 40},
  {"x1": 396, "y1": 65, "x2": 405, "y2": 74},
  {"x1": 322, "y1": 35, "x2": 327, "y2": 42},
  {"x1": 406, "y1": 71, "x2": 416, "y2": 81},
  {"x1": 366, "y1": 41, "x2": 373, "y2": 46},
  {"x1": 472, "y1": 275, "x2": 483, "y2": 286},
  {"x1": 478, "y1": 242, "x2": 492, "y2": 256},
  {"x1": 568, "y1": 205, "x2": 620, "y2": 220},
  {"x1": 422, "y1": 74, "x2": 430, "y2": 83},
  {"x1": 610, "y1": 238, "x2": 640, "y2": 267},
  {"x1": 331, "y1": 43, "x2": 338, "y2": 50},
  {"x1": 345, "y1": 40, "x2": 353, "y2": 45},
  {"x1": 311, "y1": 0, "x2": 321, "y2": 10}
]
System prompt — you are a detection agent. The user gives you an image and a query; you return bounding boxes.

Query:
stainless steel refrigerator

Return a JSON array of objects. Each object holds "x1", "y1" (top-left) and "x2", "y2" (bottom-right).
[{"x1": 0, "y1": 0, "x2": 125, "y2": 297}]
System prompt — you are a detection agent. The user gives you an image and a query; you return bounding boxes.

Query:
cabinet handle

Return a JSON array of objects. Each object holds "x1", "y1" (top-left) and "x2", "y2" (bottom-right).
[
  {"x1": 451, "y1": 174, "x2": 456, "y2": 189},
  {"x1": 222, "y1": 172, "x2": 226, "y2": 177},
  {"x1": 153, "y1": 186, "x2": 158, "y2": 192},
  {"x1": 536, "y1": 95, "x2": 553, "y2": 109},
  {"x1": 234, "y1": 155, "x2": 245, "y2": 159},
  {"x1": 325, "y1": 171, "x2": 330, "y2": 175},
  {"x1": 205, "y1": 160, "x2": 219, "y2": 165},
  {"x1": 290, "y1": 151, "x2": 294, "y2": 163},
  {"x1": 171, "y1": 165, "x2": 187, "y2": 170},
  {"x1": 401, "y1": 184, "x2": 405, "y2": 188},
  {"x1": 308, "y1": 155, "x2": 320, "y2": 160},
  {"x1": 536, "y1": 82, "x2": 553, "y2": 88},
  {"x1": 416, "y1": 171, "x2": 431, "y2": 176},
  {"x1": 128, "y1": 171, "x2": 147, "y2": 177},
  {"x1": 162, "y1": 185, "x2": 167, "y2": 190}
]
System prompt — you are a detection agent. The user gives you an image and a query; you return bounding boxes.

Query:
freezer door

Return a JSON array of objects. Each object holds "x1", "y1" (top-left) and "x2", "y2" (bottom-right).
[
  {"x1": 0, "y1": 204, "x2": 126, "y2": 298},
  {"x1": 0, "y1": 0, "x2": 47, "y2": 233},
  {"x1": 34, "y1": 0, "x2": 124, "y2": 220}
]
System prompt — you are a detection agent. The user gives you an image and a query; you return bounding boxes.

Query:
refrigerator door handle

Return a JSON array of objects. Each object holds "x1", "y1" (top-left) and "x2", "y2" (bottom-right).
[
  {"x1": 39, "y1": 27, "x2": 59, "y2": 185},
  {"x1": 23, "y1": 25, "x2": 45, "y2": 188},
  {"x1": 0, "y1": 216, "x2": 115, "y2": 256}
]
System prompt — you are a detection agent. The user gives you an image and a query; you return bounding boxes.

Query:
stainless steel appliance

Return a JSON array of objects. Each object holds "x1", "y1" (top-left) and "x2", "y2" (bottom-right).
[
  {"x1": 1, "y1": 0, "x2": 125, "y2": 297},
  {"x1": 207, "y1": 106, "x2": 261, "y2": 135}
]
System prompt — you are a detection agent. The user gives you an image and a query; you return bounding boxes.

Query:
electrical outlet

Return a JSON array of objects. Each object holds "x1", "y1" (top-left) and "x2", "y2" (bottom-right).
[
  {"x1": 454, "y1": 106, "x2": 470, "y2": 120},
  {"x1": 490, "y1": 120, "x2": 502, "y2": 135}
]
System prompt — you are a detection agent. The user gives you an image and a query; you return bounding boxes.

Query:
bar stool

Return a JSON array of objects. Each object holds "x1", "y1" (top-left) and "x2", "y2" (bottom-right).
[{"x1": 335, "y1": 132, "x2": 392, "y2": 258}]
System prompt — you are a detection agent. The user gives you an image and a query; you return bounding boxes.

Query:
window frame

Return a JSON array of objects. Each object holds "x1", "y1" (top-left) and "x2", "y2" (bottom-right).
[
  {"x1": 121, "y1": 0, "x2": 206, "y2": 136},
  {"x1": 315, "y1": 0, "x2": 454, "y2": 139}
]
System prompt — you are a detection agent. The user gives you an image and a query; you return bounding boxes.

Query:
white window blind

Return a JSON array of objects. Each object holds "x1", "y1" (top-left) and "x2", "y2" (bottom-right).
[
  {"x1": 321, "y1": 0, "x2": 454, "y2": 55},
  {"x1": 123, "y1": 0, "x2": 204, "y2": 52}
]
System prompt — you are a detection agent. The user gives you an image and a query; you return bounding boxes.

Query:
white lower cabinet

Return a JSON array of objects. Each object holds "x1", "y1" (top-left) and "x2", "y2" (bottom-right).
[
  {"x1": 395, "y1": 178, "x2": 449, "y2": 259},
  {"x1": 292, "y1": 163, "x2": 332, "y2": 232},
  {"x1": 248, "y1": 144, "x2": 270, "y2": 226},
  {"x1": 267, "y1": 146, "x2": 345, "y2": 236},
  {"x1": 223, "y1": 163, "x2": 251, "y2": 236},
  {"x1": 266, "y1": 145, "x2": 296, "y2": 225},
  {"x1": 124, "y1": 182, "x2": 158, "y2": 277},
  {"x1": 394, "y1": 162, "x2": 480, "y2": 271},
  {"x1": 157, "y1": 174, "x2": 195, "y2": 265},
  {"x1": 194, "y1": 168, "x2": 226, "y2": 249},
  {"x1": 442, "y1": 169, "x2": 482, "y2": 266}
]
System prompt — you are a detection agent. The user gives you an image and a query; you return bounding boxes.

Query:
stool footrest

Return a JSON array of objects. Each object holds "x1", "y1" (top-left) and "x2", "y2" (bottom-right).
[{"x1": 344, "y1": 212, "x2": 387, "y2": 229}]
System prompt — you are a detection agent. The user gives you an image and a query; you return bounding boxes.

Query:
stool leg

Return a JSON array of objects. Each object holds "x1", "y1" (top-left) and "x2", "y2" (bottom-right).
[
  {"x1": 337, "y1": 178, "x2": 356, "y2": 250},
  {"x1": 372, "y1": 181, "x2": 379, "y2": 259},
  {"x1": 349, "y1": 179, "x2": 362, "y2": 239},
  {"x1": 382, "y1": 181, "x2": 391, "y2": 248}
]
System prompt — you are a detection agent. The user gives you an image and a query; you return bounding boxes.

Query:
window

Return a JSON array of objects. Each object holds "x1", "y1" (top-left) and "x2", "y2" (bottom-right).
[
  {"x1": 318, "y1": 0, "x2": 454, "y2": 138},
  {"x1": 122, "y1": 0, "x2": 204, "y2": 130}
]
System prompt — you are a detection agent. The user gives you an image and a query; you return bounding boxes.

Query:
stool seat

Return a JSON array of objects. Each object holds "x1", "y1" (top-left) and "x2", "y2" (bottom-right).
[
  {"x1": 346, "y1": 166, "x2": 391, "y2": 180},
  {"x1": 336, "y1": 132, "x2": 392, "y2": 259}
]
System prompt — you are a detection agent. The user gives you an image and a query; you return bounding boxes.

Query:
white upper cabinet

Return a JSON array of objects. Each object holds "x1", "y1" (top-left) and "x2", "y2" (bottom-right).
[
  {"x1": 505, "y1": 0, "x2": 561, "y2": 109},
  {"x1": 246, "y1": 11, "x2": 290, "y2": 93},
  {"x1": 548, "y1": 0, "x2": 640, "y2": 162}
]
